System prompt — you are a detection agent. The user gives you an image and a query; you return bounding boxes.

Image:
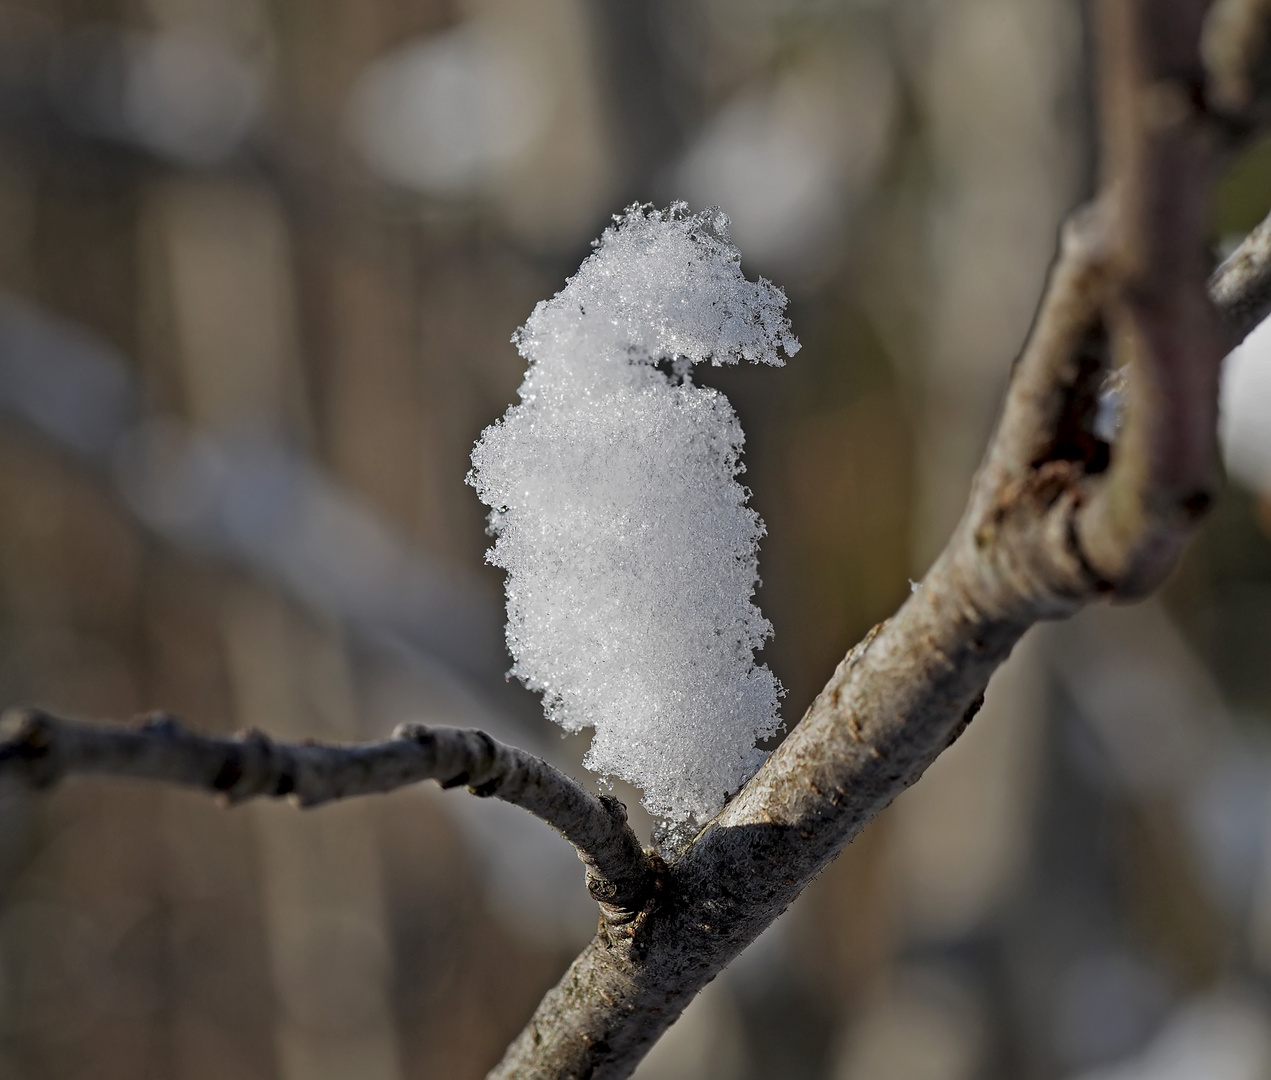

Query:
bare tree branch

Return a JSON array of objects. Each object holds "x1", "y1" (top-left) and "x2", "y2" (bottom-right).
[
  {"x1": 0, "y1": 708, "x2": 653, "y2": 915},
  {"x1": 1204, "y1": 0, "x2": 1271, "y2": 336},
  {"x1": 1212, "y1": 210, "x2": 1271, "y2": 338},
  {"x1": 485, "y1": 1, "x2": 1258, "y2": 1076},
  {"x1": 1204, "y1": 0, "x2": 1271, "y2": 114}
]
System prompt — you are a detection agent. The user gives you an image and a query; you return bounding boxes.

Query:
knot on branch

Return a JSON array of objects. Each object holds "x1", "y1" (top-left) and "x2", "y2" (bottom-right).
[
  {"x1": 391, "y1": 721, "x2": 434, "y2": 748},
  {"x1": 214, "y1": 728, "x2": 295, "y2": 802},
  {"x1": 391, "y1": 722, "x2": 501, "y2": 793},
  {"x1": 592, "y1": 850, "x2": 664, "y2": 928},
  {"x1": 0, "y1": 707, "x2": 61, "y2": 787},
  {"x1": 978, "y1": 460, "x2": 1087, "y2": 552},
  {"x1": 587, "y1": 873, "x2": 625, "y2": 904},
  {"x1": 597, "y1": 793, "x2": 629, "y2": 824},
  {"x1": 459, "y1": 731, "x2": 501, "y2": 793}
]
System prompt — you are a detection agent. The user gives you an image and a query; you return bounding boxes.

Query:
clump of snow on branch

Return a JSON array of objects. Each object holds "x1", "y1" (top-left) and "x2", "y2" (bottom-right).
[{"x1": 468, "y1": 202, "x2": 799, "y2": 824}]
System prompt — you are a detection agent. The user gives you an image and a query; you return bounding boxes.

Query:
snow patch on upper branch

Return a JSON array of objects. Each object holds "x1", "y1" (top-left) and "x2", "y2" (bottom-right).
[{"x1": 468, "y1": 202, "x2": 799, "y2": 824}]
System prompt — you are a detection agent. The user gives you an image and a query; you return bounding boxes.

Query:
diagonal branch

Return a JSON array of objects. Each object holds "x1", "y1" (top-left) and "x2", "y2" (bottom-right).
[
  {"x1": 485, "y1": 1, "x2": 1271, "y2": 1077},
  {"x1": 0, "y1": 708, "x2": 652, "y2": 915}
]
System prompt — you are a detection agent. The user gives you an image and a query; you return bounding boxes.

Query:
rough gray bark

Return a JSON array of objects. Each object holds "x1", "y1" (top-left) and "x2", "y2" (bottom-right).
[
  {"x1": 483, "y1": 0, "x2": 1267, "y2": 1074},
  {"x1": 1, "y1": 0, "x2": 1270, "y2": 1077}
]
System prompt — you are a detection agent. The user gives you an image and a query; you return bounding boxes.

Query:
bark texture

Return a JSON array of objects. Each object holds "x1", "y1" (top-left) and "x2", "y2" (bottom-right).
[
  {"x1": 0, "y1": 708, "x2": 652, "y2": 914},
  {"x1": 483, "y1": 0, "x2": 1271, "y2": 1074}
]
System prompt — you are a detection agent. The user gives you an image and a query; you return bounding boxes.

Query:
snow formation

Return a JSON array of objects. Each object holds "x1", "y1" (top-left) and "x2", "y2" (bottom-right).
[{"x1": 468, "y1": 202, "x2": 799, "y2": 824}]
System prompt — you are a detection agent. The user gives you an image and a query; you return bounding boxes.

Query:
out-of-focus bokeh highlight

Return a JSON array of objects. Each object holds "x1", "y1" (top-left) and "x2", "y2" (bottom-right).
[{"x1": 0, "y1": 1, "x2": 1270, "y2": 1078}]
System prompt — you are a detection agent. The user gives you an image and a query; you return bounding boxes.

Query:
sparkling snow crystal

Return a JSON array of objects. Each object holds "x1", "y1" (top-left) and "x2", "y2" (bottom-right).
[{"x1": 468, "y1": 203, "x2": 799, "y2": 825}]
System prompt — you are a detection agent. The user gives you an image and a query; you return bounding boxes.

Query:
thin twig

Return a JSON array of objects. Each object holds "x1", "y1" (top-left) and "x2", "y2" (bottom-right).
[
  {"x1": 1203, "y1": 0, "x2": 1271, "y2": 338},
  {"x1": 0, "y1": 708, "x2": 652, "y2": 915}
]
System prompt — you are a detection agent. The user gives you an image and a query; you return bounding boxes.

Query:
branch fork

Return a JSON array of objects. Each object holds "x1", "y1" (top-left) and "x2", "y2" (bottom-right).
[{"x1": 0, "y1": 707, "x2": 653, "y2": 918}]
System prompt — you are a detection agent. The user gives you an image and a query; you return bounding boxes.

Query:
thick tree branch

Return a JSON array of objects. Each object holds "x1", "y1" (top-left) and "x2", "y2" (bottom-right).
[
  {"x1": 0, "y1": 708, "x2": 652, "y2": 914},
  {"x1": 486, "y1": 2, "x2": 1267, "y2": 1076},
  {"x1": 1071, "y1": 0, "x2": 1226, "y2": 598}
]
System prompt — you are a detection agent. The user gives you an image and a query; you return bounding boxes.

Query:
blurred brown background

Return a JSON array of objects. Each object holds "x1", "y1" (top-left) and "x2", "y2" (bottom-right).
[{"x1": 2, "y1": 0, "x2": 1271, "y2": 1077}]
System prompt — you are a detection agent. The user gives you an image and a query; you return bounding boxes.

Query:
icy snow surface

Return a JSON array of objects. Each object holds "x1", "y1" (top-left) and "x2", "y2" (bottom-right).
[{"x1": 468, "y1": 203, "x2": 799, "y2": 824}]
